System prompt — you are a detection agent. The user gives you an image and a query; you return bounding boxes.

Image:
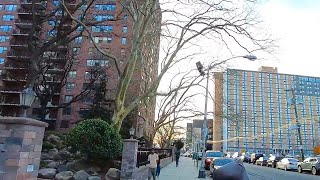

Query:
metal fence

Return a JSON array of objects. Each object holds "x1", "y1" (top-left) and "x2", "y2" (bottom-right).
[{"x1": 136, "y1": 148, "x2": 173, "y2": 167}]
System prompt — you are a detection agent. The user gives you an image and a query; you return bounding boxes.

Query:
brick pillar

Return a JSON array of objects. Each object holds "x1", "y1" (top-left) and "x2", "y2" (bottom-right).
[
  {"x1": 120, "y1": 139, "x2": 139, "y2": 180},
  {"x1": 0, "y1": 117, "x2": 48, "y2": 180}
]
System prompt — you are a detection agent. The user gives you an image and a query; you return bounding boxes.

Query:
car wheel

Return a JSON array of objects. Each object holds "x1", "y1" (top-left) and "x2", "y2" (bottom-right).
[
  {"x1": 312, "y1": 167, "x2": 317, "y2": 175},
  {"x1": 284, "y1": 166, "x2": 287, "y2": 171},
  {"x1": 298, "y1": 166, "x2": 302, "y2": 173}
]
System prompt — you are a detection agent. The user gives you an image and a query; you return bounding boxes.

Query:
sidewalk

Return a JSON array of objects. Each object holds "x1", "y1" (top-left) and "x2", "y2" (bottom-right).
[{"x1": 157, "y1": 157, "x2": 209, "y2": 180}]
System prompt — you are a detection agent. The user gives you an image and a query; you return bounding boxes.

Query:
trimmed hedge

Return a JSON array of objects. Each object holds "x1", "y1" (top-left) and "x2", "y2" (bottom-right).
[{"x1": 66, "y1": 118, "x2": 123, "y2": 161}]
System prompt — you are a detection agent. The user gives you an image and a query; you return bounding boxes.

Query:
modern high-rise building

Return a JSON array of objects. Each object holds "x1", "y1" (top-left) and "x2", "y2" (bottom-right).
[
  {"x1": 0, "y1": 0, "x2": 160, "y2": 136},
  {"x1": 213, "y1": 66, "x2": 320, "y2": 155}
]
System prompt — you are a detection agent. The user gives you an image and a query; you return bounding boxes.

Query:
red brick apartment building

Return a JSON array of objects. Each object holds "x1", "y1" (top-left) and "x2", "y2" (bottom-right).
[{"x1": 0, "y1": 0, "x2": 161, "y2": 137}]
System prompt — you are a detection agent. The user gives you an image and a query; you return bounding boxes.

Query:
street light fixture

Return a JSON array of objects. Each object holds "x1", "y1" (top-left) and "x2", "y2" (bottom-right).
[
  {"x1": 196, "y1": 55, "x2": 257, "y2": 178},
  {"x1": 20, "y1": 87, "x2": 36, "y2": 117},
  {"x1": 129, "y1": 126, "x2": 135, "y2": 139}
]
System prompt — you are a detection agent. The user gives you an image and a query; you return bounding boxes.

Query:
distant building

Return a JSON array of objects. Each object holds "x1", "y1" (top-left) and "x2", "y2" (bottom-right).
[
  {"x1": 186, "y1": 119, "x2": 213, "y2": 151},
  {"x1": 213, "y1": 66, "x2": 320, "y2": 155}
]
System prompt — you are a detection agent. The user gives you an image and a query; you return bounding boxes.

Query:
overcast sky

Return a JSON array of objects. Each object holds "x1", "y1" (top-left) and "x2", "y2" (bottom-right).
[{"x1": 237, "y1": 0, "x2": 320, "y2": 77}]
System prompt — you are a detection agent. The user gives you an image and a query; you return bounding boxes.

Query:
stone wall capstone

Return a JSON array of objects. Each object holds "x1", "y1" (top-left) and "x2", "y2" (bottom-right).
[{"x1": 0, "y1": 117, "x2": 48, "y2": 180}]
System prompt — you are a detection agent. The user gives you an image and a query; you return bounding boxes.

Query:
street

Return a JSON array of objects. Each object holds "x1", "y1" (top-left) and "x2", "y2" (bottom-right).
[{"x1": 244, "y1": 163, "x2": 320, "y2": 180}]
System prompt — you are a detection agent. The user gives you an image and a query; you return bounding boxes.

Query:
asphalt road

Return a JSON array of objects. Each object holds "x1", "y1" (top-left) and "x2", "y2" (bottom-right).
[{"x1": 244, "y1": 163, "x2": 320, "y2": 180}]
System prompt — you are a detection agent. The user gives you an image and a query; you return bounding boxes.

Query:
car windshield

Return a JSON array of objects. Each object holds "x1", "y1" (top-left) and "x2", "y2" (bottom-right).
[
  {"x1": 214, "y1": 159, "x2": 233, "y2": 166},
  {"x1": 207, "y1": 151, "x2": 223, "y2": 157},
  {"x1": 288, "y1": 158, "x2": 298, "y2": 162}
]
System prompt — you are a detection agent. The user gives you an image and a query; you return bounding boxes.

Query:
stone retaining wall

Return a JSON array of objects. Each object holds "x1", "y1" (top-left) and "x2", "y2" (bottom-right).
[{"x1": 0, "y1": 117, "x2": 48, "y2": 180}]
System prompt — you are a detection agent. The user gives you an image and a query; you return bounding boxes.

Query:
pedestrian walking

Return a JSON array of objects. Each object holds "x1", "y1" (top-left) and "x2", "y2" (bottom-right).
[
  {"x1": 175, "y1": 148, "x2": 181, "y2": 167},
  {"x1": 148, "y1": 148, "x2": 159, "y2": 180},
  {"x1": 156, "y1": 158, "x2": 161, "y2": 177}
]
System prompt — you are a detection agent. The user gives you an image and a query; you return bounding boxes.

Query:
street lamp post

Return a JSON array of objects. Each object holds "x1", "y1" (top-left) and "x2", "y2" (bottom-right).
[
  {"x1": 20, "y1": 87, "x2": 36, "y2": 117},
  {"x1": 286, "y1": 87, "x2": 305, "y2": 161},
  {"x1": 196, "y1": 55, "x2": 257, "y2": 178},
  {"x1": 129, "y1": 126, "x2": 135, "y2": 139}
]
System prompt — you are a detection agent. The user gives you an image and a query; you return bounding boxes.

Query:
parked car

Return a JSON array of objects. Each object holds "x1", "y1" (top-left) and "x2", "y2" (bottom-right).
[
  {"x1": 251, "y1": 153, "x2": 263, "y2": 164},
  {"x1": 240, "y1": 154, "x2": 251, "y2": 163},
  {"x1": 298, "y1": 157, "x2": 320, "y2": 175},
  {"x1": 209, "y1": 158, "x2": 235, "y2": 174},
  {"x1": 204, "y1": 151, "x2": 224, "y2": 170},
  {"x1": 256, "y1": 156, "x2": 269, "y2": 166},
  {"x1": 267, "y1": 156, "x2": 283, "y2": 168},
  {"x1": 276, "y1": 158, "x2": 299, "y2": 171},
  {"x1": 183, "y1": 152, "x2": 191, "y2": 157}
]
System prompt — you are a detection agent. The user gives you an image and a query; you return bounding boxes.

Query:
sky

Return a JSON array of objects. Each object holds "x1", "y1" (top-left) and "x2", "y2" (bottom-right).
[
  {"x1": 167, "y1": 0, "x2": 320, "y2": 129},
  {"x1": 237, "y1": 0, "x2": 320, "y2": 77}
]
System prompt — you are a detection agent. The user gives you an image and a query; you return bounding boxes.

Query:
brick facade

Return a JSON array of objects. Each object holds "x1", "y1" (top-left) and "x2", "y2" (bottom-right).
[
  {"x1": 0, "y1": 117, "x2": 48, "y2": 180},
  {"x1": 0, "y1": 0, "x2": 160, "y2": 135}
]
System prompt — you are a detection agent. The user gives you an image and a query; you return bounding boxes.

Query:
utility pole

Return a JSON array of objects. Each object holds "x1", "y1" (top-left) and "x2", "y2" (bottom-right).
[{"x1": 287, "y1": 87, "x2": 304, "y2": 161}]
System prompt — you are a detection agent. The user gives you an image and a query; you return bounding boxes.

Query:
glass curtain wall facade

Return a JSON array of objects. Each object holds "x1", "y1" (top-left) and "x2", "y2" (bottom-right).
[{"x1": 221, "y1": 67, "x2": 320, "y2": 156}]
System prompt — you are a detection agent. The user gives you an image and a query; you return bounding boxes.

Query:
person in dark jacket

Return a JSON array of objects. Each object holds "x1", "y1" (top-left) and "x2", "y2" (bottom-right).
[
  {"x1": 156, "y1": 158, "x2": 161, "y2": 177},
  {"x1": 175, "y1": 149, "x2": 181, "y2": 167}
]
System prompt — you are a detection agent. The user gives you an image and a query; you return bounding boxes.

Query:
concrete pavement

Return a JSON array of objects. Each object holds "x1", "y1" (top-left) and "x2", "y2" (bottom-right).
[
  {"x1": 157, "y1": 157, "x2": 209, "y2": 180},
  {"x1": 244, "y1": 163, "x2": 320, "y2": 180}
]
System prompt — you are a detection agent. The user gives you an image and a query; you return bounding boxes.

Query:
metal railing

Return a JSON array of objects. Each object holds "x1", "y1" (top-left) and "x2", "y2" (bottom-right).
[{"x1": 136, "y1": 148, "x2": 172, "y2": 168}]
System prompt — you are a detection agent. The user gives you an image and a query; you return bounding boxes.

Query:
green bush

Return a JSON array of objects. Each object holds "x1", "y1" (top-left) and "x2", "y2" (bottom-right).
[
  {"x1": 66, "y1": 118, "x2": 123, "y2": 161},
  {"x1": 42, "y1": 141, "x2": 54, "y2": 150}
]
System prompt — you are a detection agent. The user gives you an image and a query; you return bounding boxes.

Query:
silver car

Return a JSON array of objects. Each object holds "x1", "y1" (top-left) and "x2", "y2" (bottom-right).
[{"x1": 276, "y1": 158, "x2": 299, "y2": 171}]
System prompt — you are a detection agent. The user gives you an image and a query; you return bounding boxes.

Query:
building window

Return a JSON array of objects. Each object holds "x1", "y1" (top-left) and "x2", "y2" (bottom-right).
[
  {"x1": 0, "y1": 5, "x2": 3, "y2": 10},
  {"x1": 121, "y1": 49, "x2": 125, "y2": 56},
  {"x1": 74, "y1": 37, "x2": 83, "y2": 44},
  {"x1": 5, "y1": 5, "x2": 17, "y2": 11},
  {"x1": 53, "y1": 0, "x2": 60, "y2": 6},
  {"x1": 79, "y1": 108, "x2": 90, "y2": 118},
  {"x1": 121, "y1": 37, "x2": 127, "y2": 45},
  {"x1": 81, "y1": 96, "x2": 93, "y2": 103},
  {"x1": 94, "y1": 37, "x2": 112, "y2": 44},
  {"x1": 73, "y1": 47, "x2": 80, "y2": 55},
  {"x1": 64, "y1": 95, "x2": 73, "y2": 103},
  {"x1": 88, "y1": 47, "x2": 94, "y2": 54},
  {"x1": 85, "y1": 71, "x2": 92, "y2": 79},
  {"x1": 123, "y1": 26, "x2": 128, "y2": 33},
  {"x1": 0, "y1": 47, "x2": 7, "y2": 54},
  {"x1": 124, "y1": 14, "x2": 128, "y2": 20},
  {"x1": 95, "y1": 4, "x2": 116, "y2": 11},
  {"x1": 0, "y1": 36, "x2": 9, "y2": 42},
  {"x1": 68, "y1": 70, "x2": 77, "y2": 78},
  {"x1": 86, "y1": 59, "x2": 108, "y2": 67},
  {"x1": 92, "y1": 25, "x2": 113, "y2": 32},
  {"x1": 0, "y1": 25, "x2": 12, "y2": 32},
  {"x1": 63, "y1": 107, "x2": 71, "y2": 115},
  {"x1": 66, "y1": 82, "x2": 75, "y2": 90},
  {"x1": 77, "y1": 26, "x2": 83, "y2": 32},
  {"x1": 60, "y1": 120, "x2": 69, "y2": 128},
  {"x1": 94, "y1": 14, "x2": 114, "y2": 21},
  {"x1": 2, "y1": 15, "x2": 14, "y2": 21},
  {"x1": 0, "y1": 58, "x2": 4, "y2": 64}
]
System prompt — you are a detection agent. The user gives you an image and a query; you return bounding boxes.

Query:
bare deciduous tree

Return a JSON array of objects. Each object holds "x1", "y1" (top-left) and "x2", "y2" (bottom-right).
[{"x1": 22, "y1": 0, "x2": 274, "y2": 132}]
